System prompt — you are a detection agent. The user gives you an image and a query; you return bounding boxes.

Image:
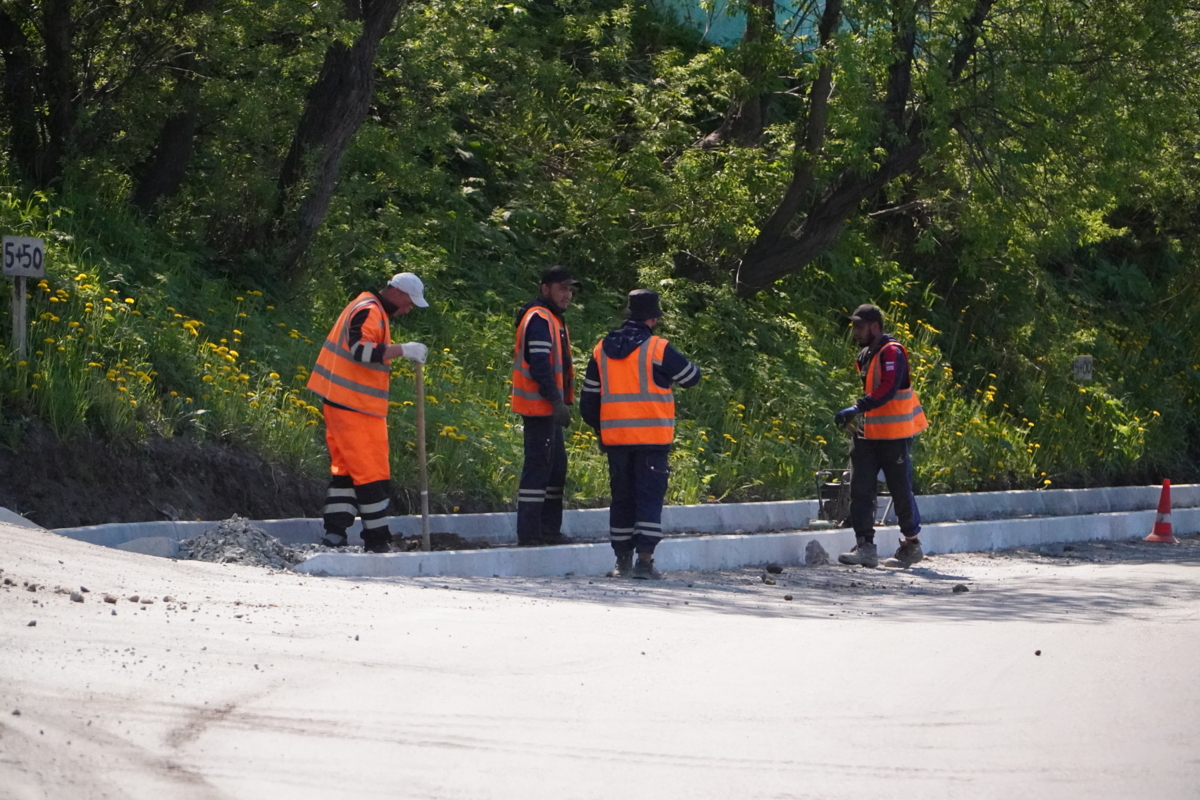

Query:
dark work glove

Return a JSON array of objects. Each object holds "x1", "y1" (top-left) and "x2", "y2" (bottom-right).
[
  {"x1": 834, "y1": 406, "x2": 858, "y2": 428},
  {"x1": 551, "y1": 400, "x2": 572, "y2": 427}
]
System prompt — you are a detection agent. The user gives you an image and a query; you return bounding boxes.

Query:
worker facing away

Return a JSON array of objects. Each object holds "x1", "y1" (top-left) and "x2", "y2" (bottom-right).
[
  {"x1": 581, "y1": 290, "x2": 701, "y2": 580},
  {"x1": 306, "y1": 272, "x2": 429, "y2": 553},
  {"x1": 834, "y1": 303, "x2": 928, "y2": 568},
  {"x1": 511, "y1": 266, "x2": 579, "y2": 546}
]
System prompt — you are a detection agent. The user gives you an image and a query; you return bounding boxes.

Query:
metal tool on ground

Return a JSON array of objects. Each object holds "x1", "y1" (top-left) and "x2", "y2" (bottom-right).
[
  {"x1": 812, "y1": 466, "x2": 851, "y2": 529},
  {"x1": 812, "y1": 420, "x2": 856, "y2": 529},
  {"x1": 414, "y1": 363, "x2": 431, "y2": 552},
  {"x1": 812, "y1": 421, "x2": 892, "y2": 529}
]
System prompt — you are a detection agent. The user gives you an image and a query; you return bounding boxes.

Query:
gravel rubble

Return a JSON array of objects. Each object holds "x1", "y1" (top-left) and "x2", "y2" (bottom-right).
[{"x1": 178, "y1": 515, "x2": 303, "y2": 569}]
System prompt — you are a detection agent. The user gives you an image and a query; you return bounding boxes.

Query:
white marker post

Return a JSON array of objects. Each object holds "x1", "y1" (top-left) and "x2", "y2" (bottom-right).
[
  {"x1": 3, "y1": 235, "x2": 46, "y2": 360},
  {"x1": 1072, "y1": 355, "x2": 1093, "y2": 382}
]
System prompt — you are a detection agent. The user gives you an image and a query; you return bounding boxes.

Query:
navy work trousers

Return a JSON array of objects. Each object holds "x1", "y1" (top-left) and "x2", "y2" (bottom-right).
[
  {"x1": 606, "y1": 447, "x2": 670, "y2": 555},
  {"x1": 849, "y1": 435, "x2": 921, "y2": 543},
  {"x1": 517, "y1": 414, "x2": 567, "y2": 545}
]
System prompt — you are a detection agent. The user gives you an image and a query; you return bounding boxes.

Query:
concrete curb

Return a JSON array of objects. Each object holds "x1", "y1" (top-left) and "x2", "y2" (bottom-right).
[
  {"x1": 45, "y1": 484, "x2": 1197, "y2": 579},
  {"x1": 293, "y1": 507, "x2": 1200, "y2": 579},
  {"x1": 0, "y1": 506, "x2": 45, "y2": 531},
  {"x1": 51, "y1": 484, "x2": 1199, "y2": 549}
]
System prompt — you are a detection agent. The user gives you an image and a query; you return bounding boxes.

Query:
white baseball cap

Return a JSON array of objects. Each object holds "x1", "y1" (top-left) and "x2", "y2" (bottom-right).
[{"x1": 388, "y1": 272, "x2": 428, "y2": 307}]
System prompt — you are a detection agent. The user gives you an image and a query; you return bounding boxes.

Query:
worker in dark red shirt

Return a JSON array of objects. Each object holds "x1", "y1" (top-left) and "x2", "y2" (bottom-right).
[{"x1": 833, "y1": 304, "x2": 928, "y2": 568}]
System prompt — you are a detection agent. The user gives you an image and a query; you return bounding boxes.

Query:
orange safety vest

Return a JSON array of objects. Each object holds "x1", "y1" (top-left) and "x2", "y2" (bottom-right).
[
  {"x1": 307, "y1": 292, "x2": 392, "y2": 417},
  {"x1": 594, "y1": 335, "x2": 675, "y2": 446},
  {"x1": 861, "y1": 341, "x2": 928, "y2": 439},
  {"x1": 511, "y1": 305, "x2": 574, "y2": 415}
]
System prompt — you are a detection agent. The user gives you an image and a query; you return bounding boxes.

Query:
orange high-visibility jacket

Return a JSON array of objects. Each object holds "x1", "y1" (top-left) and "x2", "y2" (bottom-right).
[
  {"x1": 594, "y1": 335, "x2": 674, "y2": 446},
  {"x1": 512, "y1": 305, "x2": 574, "y2": 416},
  {"x1": 861, "y1": 341, "x2": 928, "y2": 439},
  {"x1": 307, "y1": 292, "x2": 391, "y2": 417}
]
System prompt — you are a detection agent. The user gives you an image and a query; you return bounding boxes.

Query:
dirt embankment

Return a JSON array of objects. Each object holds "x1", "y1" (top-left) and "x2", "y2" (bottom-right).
[{"x1": 0, "y1": 421, "x2": 326, "y2": 528}]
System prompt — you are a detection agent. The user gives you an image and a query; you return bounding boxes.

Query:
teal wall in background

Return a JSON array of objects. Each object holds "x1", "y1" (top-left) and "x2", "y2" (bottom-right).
[{"x1": 647, "y1": 0, "x2": 819, "y2": 46}]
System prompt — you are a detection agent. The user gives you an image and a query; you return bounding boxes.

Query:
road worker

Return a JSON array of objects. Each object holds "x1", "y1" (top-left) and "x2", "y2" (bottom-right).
[
  {"x1": 834, "y1": 303, "x2": 928, "y2": 568},
  {"x1": 581, "y1": 290, "x2": 701, "y2": 579},
  {"x1": 511, "y1": 266, "x2": 580, "y2": 546},
  {"x1": 306, "y1": 273, "x2": 429, "y2": 553}
]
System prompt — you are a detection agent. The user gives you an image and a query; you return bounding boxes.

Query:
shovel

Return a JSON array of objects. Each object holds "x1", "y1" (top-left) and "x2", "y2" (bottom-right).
[{"x1": 413, "y1": 362, "x2": 431, "y2": 552}]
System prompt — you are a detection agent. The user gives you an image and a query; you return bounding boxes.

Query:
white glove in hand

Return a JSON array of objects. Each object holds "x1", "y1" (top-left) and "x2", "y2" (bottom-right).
[{"x1": 400, "y1": 342, "x2": 427, "y2": 364}]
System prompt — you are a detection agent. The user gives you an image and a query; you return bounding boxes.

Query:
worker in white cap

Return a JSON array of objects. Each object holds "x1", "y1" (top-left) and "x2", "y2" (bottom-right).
[{"x1": 306, "y1": 272, "x2": 429, "y2": 553}]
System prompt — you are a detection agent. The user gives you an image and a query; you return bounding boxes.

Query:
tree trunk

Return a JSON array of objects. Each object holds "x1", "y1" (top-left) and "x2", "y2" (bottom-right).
[
  {"x1": 272, "y1": 0, "x2": 405, "y2": 276},
  {"x1": 735, "y1": 0, "x2": 994, "y2": 297},
  {"x1": 131, "y1": 0, "x2": 215, "y2": 216},
  {"x1": 0, "y1": 8, "x2": 41, "y2": 184},
  {"x1": 40, "y1": 0, "x2": 74, "y2": 187},
  {"x1": 698, "y1": 0, "x2": 776, "y2": 149}
]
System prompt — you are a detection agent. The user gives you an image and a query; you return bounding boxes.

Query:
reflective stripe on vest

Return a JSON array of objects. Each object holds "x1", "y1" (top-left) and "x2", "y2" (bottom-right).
[
  {"x1": 861, "y1": 342, "x2": 928, "y2": 439},
  {"x1": 595, "y1": 336, "x2": 675, "y2": 446},
  {"x1": 306, "y1": 292, "x2": 391, "y2": 416},
  {"x1": 511, "y1": 305, "x2": 574, "y2": 415}
]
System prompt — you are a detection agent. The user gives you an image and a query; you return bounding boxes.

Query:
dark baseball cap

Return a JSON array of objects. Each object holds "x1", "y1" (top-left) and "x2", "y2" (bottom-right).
[
  {"x1": 849, "y1": 303, "x2": 884, "y2": 325},
  {"x1": 540, "y1": 266, "x2": 580, "y2": 287}
]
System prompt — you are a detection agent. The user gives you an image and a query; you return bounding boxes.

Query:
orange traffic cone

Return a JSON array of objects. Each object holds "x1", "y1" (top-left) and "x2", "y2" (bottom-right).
[{"x1": 1144, "y1": 479, "x2": 1178, "y2": 544}]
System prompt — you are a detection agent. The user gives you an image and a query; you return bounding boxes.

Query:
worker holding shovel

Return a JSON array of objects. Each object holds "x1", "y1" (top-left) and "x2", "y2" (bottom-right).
[{"x1": 306, "y1": 272, "x2": 429, "y2": 553}]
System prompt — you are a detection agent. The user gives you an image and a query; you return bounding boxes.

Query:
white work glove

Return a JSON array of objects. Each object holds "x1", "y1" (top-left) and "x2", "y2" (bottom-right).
[{"x1": 399, "y1": 342, "x2": 427, "y2": 364}]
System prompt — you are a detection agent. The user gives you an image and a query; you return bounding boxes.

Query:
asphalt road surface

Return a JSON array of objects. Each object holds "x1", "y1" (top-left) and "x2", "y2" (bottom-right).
[{"x1": 3, "y1": 521, "x2": 1198, "y2": 799}]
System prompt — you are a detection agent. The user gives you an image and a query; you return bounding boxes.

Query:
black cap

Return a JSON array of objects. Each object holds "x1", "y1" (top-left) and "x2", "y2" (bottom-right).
[
  {"x1": 849, "y1": 303, "x2": 884, "y2": 326},
  {"x1": 540, "y1": 266, "x2": 580, "y2": 287},
  {"x1": 625, "y1": 289, "x2": 664, "y2": 320}
]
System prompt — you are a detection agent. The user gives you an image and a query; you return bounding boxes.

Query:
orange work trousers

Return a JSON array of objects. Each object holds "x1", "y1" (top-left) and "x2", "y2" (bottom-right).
[{"x1": 323, "y1": 404, "x2": 390, "y2": 484}]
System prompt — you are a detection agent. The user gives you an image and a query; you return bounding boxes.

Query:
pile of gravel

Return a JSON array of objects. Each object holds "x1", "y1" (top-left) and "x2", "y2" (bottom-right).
[{"x1": 179, "y1": 516, "x2": 302, "y2": 569}]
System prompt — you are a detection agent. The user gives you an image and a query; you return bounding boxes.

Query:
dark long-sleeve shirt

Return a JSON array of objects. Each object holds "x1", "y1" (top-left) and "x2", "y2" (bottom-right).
[
  {"x1": 323, "y1": 290, "x2": 399, "y2": 413},
  {"x1": 580, "y1": 321, "x2": 701, "y2": 442},
  {"x1": 515, "y1": 297, "x2": 572, "y2": 405},
  {"x1": 853, "y1": 334, "x2": 910, "y2": 412},
  {"x1": 345, "y1": 290, "x2": 399, "y2": 364}
]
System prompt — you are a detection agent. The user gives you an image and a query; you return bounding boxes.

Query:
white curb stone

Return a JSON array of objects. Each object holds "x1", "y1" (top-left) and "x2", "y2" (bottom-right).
[
  {"x1": 48, "y1": 485, "x2": 1199, "y2": 579},
  {"x1": 293, "y1": 507, "x2": 1200, "y2": 579}
]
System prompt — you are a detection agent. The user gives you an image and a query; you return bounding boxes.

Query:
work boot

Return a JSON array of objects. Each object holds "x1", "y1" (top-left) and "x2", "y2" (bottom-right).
[
  {"x1": 320, "y1": 532, "x2": 348, "y2": 548},
  {"x1": 630, "y1": 557, "x2": 663, "y2": 581},
  {"x1": 885, "y1": 537, "x2": 924, "y2": 567},
  {"x1": 607, "y1": 552, "x2": 634, "y2": 578},
  {"x1": 837, "y1": 539, "x2": 878, "y2": 568},
  {"x1": 539, "y1": 532, "x2": 574, "y2": 546},
  {"x1": 363, "y1": 539, "x2": 391, "y2": 554}
]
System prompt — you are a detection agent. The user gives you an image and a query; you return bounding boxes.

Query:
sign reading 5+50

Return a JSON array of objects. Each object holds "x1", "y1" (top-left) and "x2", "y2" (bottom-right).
[{"x1": 3, "y1": 236, "x2": 46, "y2": 278}]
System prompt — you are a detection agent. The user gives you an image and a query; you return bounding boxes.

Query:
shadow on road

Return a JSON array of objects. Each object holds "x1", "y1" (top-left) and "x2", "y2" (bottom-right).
[{"x1": 372, "y1": 534, "x2": 1200, "y2": 625}]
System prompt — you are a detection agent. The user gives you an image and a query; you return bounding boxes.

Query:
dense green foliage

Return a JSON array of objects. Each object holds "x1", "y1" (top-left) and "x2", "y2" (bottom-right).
[{"x1": 2, "y1": 0, "x2": 1198, "y2": 513}]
